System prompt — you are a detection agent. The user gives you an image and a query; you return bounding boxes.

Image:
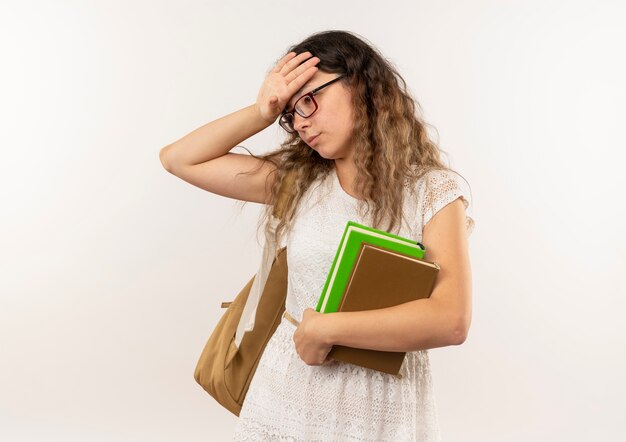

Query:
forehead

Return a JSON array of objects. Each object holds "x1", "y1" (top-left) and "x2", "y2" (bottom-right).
[{"x1": 288, "y1": 71, "x2": 339, "y2": 105}]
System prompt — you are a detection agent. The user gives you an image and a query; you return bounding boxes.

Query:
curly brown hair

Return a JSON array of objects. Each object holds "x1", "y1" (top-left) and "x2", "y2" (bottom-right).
[{"x1": 235, "y1": 30, "x2": 471, "y2": 256}]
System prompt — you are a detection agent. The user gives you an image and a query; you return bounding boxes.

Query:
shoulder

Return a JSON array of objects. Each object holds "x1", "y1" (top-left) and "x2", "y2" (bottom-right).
[
  {"x1": 413, "y1": 168, "x2": 471, "y2": 204},
  {"x1": 412, "y1": 167, "x2": 469, "y2": 193},
  {"x1": 408, "y1": 166, "x2": 475, "y2": 237}
]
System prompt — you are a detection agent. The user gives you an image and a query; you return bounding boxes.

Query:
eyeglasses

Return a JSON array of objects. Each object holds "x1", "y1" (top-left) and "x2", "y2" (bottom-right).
[{"x1": 278, "y1": 75, "x2": 346, "y2": 133}]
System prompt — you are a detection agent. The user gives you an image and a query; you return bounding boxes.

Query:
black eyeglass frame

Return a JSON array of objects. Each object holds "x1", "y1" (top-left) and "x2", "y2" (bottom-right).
[{"x1": 278, "y1": 74, "x2": 347, "y2": 133}]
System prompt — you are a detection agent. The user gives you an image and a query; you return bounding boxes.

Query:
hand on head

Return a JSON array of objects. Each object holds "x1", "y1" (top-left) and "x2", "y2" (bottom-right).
[{"x1": 256, "y1": 51, "x2": 320, "y2": 124}]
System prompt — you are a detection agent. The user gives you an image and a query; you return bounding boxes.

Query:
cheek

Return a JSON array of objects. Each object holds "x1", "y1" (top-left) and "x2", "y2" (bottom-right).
[
  {"x1": 338, "y1": 98, "x2": 355, "y2": 131},
  {"x1": 330, "y1": 100, "x2": 353, "y2": 126},
  {"x1": 338, "y1": 108, "x2": 355, "y2": 138}
]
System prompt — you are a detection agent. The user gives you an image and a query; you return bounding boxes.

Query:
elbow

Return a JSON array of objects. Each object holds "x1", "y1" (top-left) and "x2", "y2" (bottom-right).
[
  {"x1": 449, "y1": 317, "x2": 470, "y2": 346},
  {"x1": 450, "y1": 329, "x2": 467, "y2": 346},
  {"x1": 159, "y1": 146, "x2": 172, "y2": 172}
]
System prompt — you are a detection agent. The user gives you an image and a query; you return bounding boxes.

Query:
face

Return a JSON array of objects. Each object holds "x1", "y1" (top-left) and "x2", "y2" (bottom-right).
[{"x1": 285, "y1": 71, "x2": 356, "y2": 161}]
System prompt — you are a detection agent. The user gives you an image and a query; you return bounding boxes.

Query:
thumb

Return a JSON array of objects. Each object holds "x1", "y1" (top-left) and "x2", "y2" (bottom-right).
[{"x1": 268, "y1": 96, "x2": 282, "y2": 115}]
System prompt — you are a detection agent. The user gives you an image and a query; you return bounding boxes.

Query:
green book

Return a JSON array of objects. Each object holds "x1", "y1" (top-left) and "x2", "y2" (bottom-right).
[{"x1": 315, "y1": 221, "x2": 425, "y2": 313}]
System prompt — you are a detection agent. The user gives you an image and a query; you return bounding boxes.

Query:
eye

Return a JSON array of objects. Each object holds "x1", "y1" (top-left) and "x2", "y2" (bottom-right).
[{"x1": 302, "y1": 96, "x2": 313, "y2": 105}]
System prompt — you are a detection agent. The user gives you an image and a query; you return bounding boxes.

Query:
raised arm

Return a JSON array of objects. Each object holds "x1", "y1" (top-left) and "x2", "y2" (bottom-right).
[{"x1": 158, "y1": 51, "x2": 320, "y2": 204}]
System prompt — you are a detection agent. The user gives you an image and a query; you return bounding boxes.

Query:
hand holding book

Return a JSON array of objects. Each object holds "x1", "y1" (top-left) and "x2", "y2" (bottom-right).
[{"x1": 292, "y1": 308, "x2": 336, "y2": 366}]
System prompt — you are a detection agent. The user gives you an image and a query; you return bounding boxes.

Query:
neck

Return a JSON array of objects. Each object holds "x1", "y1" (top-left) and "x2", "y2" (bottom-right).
[{"x1": 334, "y1": 159, "x2": 362, "y2": 200}]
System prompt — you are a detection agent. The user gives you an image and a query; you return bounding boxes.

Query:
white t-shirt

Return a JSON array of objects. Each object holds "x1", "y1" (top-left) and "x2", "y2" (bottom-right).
[{"x1": 233, "y1": 166, "x2": 474, "y2": 441}]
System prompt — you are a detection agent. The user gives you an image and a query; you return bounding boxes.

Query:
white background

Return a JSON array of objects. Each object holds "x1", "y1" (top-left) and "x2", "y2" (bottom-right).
[{"x1": 1, "y1": 0, "x2": 625, "y2": 441}]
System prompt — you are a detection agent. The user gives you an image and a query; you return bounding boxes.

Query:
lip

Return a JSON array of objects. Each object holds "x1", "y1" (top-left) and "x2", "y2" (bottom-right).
[{"x1": 306, "y1": 134, "x2": 319, "y2": 145}]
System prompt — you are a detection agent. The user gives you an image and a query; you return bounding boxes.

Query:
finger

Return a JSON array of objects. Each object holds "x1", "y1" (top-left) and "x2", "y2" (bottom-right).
[
  {"x1": 286, "y1": 66, "x2": 318, "y2": 96},
  {"x1": 279, "y1": 51, "x2": 313, "y2": 76},
  {"x1": 285, "y1": 56, "x2": 320, "y2": 83},
  {"x1": 271, "y1": 51, "x2": 297, "y2": 74},
  {"x1": 279, "y1": 51, "x2": 311, "y2": 76}
]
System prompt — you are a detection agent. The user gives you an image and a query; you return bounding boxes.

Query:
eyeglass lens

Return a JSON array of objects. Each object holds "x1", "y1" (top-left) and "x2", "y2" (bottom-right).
[
  {"x1": 281, "y1": 94, "x2": 317, "y2": 132},
  {"x1": 295, "y1": 95, "x2": 316, "y2": 118},
  {"x1": 280, "y1": 113, "x2": 294, "y2": 132}
]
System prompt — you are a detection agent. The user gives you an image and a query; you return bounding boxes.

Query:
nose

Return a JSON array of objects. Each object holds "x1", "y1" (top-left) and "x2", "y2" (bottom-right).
[{"x1": 293, "y1": 113, "x2": 311, "y2": 132}]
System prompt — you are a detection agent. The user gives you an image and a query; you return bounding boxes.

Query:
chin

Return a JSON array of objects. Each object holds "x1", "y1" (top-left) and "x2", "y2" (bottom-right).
[
  {"x1": 314, "y1": 149, "x2": 337, "y2": 160},
  {"x1": 310, "y1": 143, "x2": 336, "y2": 159}
]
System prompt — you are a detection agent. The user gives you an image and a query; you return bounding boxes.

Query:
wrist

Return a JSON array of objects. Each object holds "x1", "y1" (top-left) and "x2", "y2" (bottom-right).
[
  {"x1": 252, "y1": 102, "x2": 277, "y2": 126},
  {"x1": 321, "y1": 311, "x2": 341, "y2": 346}
]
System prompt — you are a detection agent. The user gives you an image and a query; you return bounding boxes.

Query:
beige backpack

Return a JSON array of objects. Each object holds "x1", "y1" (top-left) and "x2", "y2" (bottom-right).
[{"x1": 193, "y1": 170, "x2": 294, "y2": 416}]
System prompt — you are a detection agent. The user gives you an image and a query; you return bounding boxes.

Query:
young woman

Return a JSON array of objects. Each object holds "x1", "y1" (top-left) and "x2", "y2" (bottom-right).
[{"x1": 160, "y1": 30, "x2": 474, "y2": 442}]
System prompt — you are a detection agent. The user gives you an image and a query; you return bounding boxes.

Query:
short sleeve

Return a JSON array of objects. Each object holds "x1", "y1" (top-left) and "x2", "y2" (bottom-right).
[{"x1": 419, "y1": 169, "x2": 475, "y2": 237}]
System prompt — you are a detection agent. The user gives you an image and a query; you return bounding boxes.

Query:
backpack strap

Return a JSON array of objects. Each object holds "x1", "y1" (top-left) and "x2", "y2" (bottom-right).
[{"x1": 234, "y1": 169, "x2": 296, "y2": 348}]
